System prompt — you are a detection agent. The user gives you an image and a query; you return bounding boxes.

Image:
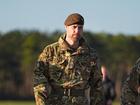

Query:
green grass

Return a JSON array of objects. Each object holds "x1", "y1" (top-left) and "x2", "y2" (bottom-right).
[
  {"x1": 0, "y1": 100, "x2": 35, "y2": 105},
  {"x1": 113, "y1": 100, "x2": 120, "y2": 105},
  {"x1": 0, "y1": 100, "x2": 120, "y2": 105}
]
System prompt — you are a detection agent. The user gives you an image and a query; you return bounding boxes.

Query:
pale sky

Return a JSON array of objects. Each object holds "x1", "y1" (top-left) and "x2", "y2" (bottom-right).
[{"x1": 0, "y1": 0, "x2": 140, "y2": 35}]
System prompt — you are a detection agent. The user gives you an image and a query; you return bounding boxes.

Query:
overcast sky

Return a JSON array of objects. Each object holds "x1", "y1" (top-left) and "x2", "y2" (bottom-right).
[{"x1": 0, "y1": 0, "x2": 140, "y2": 35}]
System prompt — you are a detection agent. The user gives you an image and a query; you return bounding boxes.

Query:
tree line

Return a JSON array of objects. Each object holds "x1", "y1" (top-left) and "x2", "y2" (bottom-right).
[{"x1": 0, "y1": 30, "x2": 140, "y2": 100}]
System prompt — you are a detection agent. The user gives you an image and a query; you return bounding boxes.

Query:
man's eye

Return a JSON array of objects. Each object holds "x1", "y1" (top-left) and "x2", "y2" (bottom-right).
[
  {"x1": 78, "y1": 27, "x2": 82, "y2": 29},
  {"x1": 73, "y1": 26, "x2": 77, "y2": 29}
]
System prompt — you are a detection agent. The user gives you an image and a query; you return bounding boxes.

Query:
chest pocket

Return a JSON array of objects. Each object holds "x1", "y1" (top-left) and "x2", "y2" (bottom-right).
[
  {"x1": 49, "y1": 55, "x2": 67, "y2": 83},
  {"x1": 76, "y1": 55, "x2": 95, "y2": 80}
]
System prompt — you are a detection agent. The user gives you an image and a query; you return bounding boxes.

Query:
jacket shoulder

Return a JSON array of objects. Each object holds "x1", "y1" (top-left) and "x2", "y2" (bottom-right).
[
  {"x1": 89, "y1": 47, "x2": 99, "y2": 59},
  {"x1": 39, "y1": 42, "x2": 59, "y2": 61},
  {"x1": 43, "y1": 42, "x2": 59, "y2": 53}
]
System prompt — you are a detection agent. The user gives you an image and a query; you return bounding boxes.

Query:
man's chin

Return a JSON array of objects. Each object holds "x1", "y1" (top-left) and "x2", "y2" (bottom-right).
[
  {"x1": 72, "y1": 37, "x2": 80, "y2": 42},
  {"x1": 73, "y1": 35, "x2": 81, "y2": 39}
]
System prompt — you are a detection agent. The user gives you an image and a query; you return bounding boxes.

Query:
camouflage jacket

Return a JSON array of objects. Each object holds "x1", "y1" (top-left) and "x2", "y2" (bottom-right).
[
  {"x1": 33, "y1": 33, "x2": 104, "y2": 105},
  {"x1": 121, "y1": 58, "x2": 140, "y2": 105}
]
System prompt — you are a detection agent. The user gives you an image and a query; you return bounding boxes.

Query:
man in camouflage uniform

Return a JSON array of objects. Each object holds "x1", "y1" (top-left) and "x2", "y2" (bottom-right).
[
  {"x1": 33, "y1": 13, "x2": 104, "y2": 105},
  {"x1": 121, "y1": 58, "x2": 140, "y2": 105}
]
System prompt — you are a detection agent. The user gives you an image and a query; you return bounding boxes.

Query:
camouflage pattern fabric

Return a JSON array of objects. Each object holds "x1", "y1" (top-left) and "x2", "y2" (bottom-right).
[
  {"x1": 121, "y1": 58, "x2": 140, "y2": 105},
  {"x1": 33, "y1": 33, "x2": 104, "y2": 105}
]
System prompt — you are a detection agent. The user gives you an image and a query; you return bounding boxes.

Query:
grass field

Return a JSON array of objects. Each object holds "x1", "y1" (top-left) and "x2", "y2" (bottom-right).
[
  {"x1": 0, "y1": 100, "x2": 35, "y2": 105},
  {"x1": 113, "y1": 101, "x2": 120, "y2": 105},
  {"x1": 0, "y1": 100, "x2": 120, "y2": 105}
]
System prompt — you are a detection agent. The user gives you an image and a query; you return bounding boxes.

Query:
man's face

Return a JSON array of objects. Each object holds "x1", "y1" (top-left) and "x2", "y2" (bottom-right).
[{"x1": 65, "y1": 24, "x2": 83, "y2": 42}]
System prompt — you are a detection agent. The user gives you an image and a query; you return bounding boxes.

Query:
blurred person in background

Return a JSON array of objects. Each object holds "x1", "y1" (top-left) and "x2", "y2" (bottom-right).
[{"x1": 101, "y1": 65, "x2": 116, "y2": 105}]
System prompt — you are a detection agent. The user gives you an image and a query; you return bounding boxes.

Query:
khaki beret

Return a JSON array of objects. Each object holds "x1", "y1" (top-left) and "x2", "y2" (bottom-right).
[{"x1": 64, "y1": 13, "x2": 84, "y2": 26}]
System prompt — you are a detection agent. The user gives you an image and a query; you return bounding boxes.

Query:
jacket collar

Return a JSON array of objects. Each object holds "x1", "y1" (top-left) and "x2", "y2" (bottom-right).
[{"x1": 58, "y1": 33, "x2": 90, "y2": 55}]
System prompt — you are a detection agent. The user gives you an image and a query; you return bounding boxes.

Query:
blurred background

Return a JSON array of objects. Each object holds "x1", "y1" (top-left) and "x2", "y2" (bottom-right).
[{"x1": 0, "y1": 0, "x2": 140, "y2": 105}]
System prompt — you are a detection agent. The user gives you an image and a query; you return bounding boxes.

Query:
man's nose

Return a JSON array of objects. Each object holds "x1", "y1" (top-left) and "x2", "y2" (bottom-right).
[{"x1": 75, "y1": 27, "x2": 80, "y2": 33}]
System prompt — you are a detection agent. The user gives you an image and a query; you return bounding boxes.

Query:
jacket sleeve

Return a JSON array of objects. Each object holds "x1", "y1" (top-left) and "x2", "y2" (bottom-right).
[
  {"x1": 89, "y1": 51, "x2": 104, "y2": 105},
  {"x1": 121, "y1": 60, "x2": 140, "y2": 105},
  {"x1": 33, "y1": 46, "x2": 52, "y2": 105}
]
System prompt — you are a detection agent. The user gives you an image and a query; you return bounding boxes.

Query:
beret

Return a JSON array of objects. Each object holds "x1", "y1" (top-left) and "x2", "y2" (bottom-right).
[{"x1": 64, "y1": 13, "x2": 84, "y2": 26}]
